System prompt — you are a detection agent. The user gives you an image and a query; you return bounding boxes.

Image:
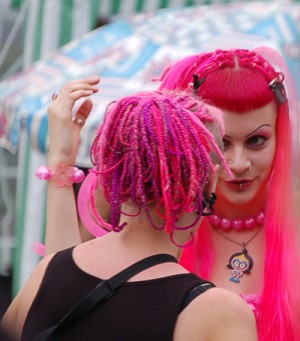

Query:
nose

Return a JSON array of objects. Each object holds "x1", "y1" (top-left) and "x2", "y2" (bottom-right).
[{"x1": 226, "y1": 148, "x2": 251, "y2": 175}]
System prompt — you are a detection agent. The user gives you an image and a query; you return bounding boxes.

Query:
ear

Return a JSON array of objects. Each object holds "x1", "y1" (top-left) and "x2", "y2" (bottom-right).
[{"x1": 208, "y1": 164, "x2": 220, "y2": 193}]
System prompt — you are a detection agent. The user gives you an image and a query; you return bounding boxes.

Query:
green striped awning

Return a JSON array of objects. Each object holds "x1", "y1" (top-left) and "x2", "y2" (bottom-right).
[
  {"x1": 4, "y1": 0, "x2": 300, "y2": 12},
  {"x1": 24, "y1": 0, "x2": 251, "y2": 62},
  {"x1": 23, "y1": 0, "x2": 279, "y2": 64},
  {"x1": 3, "y1": 0, "x2": 297, "y2": 295},
  {"x1": 3, "y1": 0, "x2": 261, "y2": 11}
]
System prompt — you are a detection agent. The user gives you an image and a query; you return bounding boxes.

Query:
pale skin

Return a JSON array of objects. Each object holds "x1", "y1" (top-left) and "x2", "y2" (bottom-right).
[
  {"x1": 45, "y1": 76, "x2": 102, "y2": 254},
  {"x1": 2, "y1": 204, "x2": 257, "y2": 341},
  {"x1": 210, "y1": 102, "x2": 277, "y2": 295},
  {"x1": 66, "y1": 96, "x2": 278, "y2": 297},
  {"x1": 1, "y1": 79, "x2": 257, "y2": 340}
]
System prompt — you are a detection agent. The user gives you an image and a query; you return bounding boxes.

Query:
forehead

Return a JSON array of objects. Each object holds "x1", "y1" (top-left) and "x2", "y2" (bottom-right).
[{"x1": 223, "y1": 102, "x2": 277, "y2": 136}]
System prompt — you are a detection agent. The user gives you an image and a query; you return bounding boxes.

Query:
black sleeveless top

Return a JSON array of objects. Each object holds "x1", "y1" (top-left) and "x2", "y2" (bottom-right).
[{"x1": 22, "y1": 247, "x2": 214, "y2": 341}]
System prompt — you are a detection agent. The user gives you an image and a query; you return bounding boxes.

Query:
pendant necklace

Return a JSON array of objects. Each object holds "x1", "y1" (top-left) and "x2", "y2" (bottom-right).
[{"x1": 214, "y1": 227, "x2": 262, "y2": 284}]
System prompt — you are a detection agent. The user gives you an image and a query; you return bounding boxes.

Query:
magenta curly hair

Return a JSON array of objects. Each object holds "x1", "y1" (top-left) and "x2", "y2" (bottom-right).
[
  {"x1": 87, "y1": 91, "x2": 227, "y2": 244},
  {"x1": 159, "y1": 48, "x2": 300, "y2": 341}
]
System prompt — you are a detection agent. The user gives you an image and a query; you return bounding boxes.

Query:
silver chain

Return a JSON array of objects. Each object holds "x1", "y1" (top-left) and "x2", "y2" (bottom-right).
[{"x1": 215, "y1": 227, "x2": 262, "y2": 248}]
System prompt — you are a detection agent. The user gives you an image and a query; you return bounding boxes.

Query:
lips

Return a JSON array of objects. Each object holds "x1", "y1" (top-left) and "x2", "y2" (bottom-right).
[{"x1": 226, "y1": 179, "x2": 253, "y2": 190}]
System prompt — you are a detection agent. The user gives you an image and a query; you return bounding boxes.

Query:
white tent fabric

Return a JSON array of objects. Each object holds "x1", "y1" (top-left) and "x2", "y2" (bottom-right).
[
  {"x1": 1, "y1": 0, "x2": 231, "y2": 291},
  {"x1": 0, "y1": 0, "x2": 299, "y2": 294}
]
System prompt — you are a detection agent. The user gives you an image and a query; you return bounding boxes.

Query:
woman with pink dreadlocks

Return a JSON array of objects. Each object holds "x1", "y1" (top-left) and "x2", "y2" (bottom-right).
[
  {"x1": 158, "y1": 47, "x2": 300, "y2": 341},
  {"x1": 1, "y1": 87, "x2": 257, "y2": 340}
]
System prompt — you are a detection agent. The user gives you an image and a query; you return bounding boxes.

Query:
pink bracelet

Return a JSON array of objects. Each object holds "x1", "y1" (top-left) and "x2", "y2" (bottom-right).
[{"x1": 36, "y1": 163, "x2": 85, "y2": 187}]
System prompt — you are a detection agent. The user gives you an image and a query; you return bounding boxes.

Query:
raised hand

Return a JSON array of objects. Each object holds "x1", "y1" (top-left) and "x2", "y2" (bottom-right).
[
  {"x1": 44, "y1": 76, "x2": 100, "y2": 254},
  {"x1": 47, "y1": 76, "x2": 100, "y2": 167}
]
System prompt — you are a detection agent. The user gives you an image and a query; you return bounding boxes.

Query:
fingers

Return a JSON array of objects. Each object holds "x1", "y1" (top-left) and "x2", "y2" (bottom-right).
[
  {"x1": 67, "y1": 76, "x2": 100, "y2": 86},
  {"x1": 56, "y1": 77, "x2": 100, "y2": 103},
  {"x1": 72, "y1": 99, "x2": 93, "y2": 128},
  {"x1": 47, "y1": 77, "x2": 100, "y2": 164},
  {"x1": 48, "y1": 76, "x2": 100, "y2": 121},
  {"x1": 61, "y1": 82, "x2": 99, "y2": 100}
]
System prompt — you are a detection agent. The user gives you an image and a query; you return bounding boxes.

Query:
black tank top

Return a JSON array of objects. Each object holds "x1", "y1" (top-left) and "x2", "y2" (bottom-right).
[{"x1": 22, "y1": 247, "x2": 213, "y2": 341}]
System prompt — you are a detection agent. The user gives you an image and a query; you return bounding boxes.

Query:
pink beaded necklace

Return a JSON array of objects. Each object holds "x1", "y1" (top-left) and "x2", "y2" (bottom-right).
[
  {"x1": 208, "y1": 211, "x2": 265, "y2": 284},
  {"x1": 209, "y1": 211, "x2": 265, "y2": 232}
]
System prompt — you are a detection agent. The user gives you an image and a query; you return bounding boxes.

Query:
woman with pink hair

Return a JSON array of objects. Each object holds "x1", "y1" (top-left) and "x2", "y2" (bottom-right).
[
  {"x1": 158, "y1": 47, "x2": 300, "y2": 341},
  {"x1": 1, "y1": 87, "x2": 257, "y2": 340}
]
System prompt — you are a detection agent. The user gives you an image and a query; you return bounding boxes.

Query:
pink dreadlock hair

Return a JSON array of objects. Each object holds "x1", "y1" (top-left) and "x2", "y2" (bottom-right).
[
  {"x1": 158, "y1": 48, "x2": 300, "y2": 341},
  {"x1": 85, "y1": 90, "x2": 228, "y2": 245}
]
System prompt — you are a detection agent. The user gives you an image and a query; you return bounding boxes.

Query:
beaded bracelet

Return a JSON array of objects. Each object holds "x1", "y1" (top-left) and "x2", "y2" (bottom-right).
[{"x1": 36, "y1": 163, "x2": 85, "y2": 188}]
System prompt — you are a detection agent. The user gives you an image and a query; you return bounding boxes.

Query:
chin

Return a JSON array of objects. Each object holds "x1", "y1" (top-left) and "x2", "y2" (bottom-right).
[
  {"x1": 228, "y1": 195, "x2": 255, "y2": 206},
  {"x1": 218, "y1": 189, "x2": 257, "y2": 207}
]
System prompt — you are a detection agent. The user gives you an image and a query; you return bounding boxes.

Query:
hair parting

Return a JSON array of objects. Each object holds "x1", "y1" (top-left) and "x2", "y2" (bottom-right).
[{"x1": 159, "y1": 48, "x2": 300, "y2": 340}]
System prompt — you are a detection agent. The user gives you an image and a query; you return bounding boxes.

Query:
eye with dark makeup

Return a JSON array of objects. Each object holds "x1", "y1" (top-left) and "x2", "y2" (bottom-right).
[
  {"x1": 222, "y1": 135, "x2": 270, "y2": 151},
  {"x1": 246, "y1": 135, "x2": 269, "y2": 148}
]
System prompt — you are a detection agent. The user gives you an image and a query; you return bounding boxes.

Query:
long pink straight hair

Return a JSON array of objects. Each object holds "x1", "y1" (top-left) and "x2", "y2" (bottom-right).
[{"x1": 158, "y1": 48, "x2": 300, "y2": 341}]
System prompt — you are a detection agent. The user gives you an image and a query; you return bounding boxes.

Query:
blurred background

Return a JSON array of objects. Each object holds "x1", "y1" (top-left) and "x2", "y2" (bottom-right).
[{"x1": 0, "y1": 0, "x2": 299, "y2": 318}]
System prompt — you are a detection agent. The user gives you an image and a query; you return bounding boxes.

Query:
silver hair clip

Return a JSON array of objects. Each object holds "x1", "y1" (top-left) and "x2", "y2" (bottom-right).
[
  {"x1": 268, "y1": 77, "x2": 287, "y2": 104},
  {"x1": 189, "y1": 75, "x2": 206, "y2": 94}
]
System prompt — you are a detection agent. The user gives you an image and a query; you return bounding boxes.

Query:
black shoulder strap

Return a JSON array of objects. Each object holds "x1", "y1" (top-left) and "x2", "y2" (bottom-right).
[
  {"x1": 33, "y1": 254, "x2": 177, "y2": 341},
  {"x1": 180, "y1": 281, "x2": 215, "y2": 312}
]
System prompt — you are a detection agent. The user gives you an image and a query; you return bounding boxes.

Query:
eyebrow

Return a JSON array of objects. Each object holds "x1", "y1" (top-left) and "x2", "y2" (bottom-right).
[
  {"x1": 224, "y1": 124, "x2": 271, "y2": 139},
  {"x1": 245, "y1": 124, "x2": 271, "y2": 137}
]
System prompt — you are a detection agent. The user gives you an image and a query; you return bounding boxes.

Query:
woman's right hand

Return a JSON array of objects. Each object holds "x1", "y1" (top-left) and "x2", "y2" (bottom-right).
[{"x1": 47, "y1": 76, "x2": 100, "y2": 167}]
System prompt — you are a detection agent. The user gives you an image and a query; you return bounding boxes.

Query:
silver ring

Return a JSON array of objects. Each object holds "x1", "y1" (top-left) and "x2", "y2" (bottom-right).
[
  {"x1": 72, "y1": 116, "x2": 85, "y2": 127},
  {"x1": 51, "y1": 92, "x2": 58, "y2": 101}
]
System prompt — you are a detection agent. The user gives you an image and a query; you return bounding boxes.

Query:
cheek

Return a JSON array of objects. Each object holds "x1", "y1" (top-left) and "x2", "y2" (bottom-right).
[
  {"x1": 253, "y1": 153, "x2": 273, "y2": 174},
  {"x1": 256, "y1": 142, "x2": 276, "y2": 177}
]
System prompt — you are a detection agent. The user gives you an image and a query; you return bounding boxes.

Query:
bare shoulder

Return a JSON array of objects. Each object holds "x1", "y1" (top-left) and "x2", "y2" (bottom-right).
[
  {"x1": 1, "y1": 253, "x2": 55, "y2": 340},
  {"x1": 173, "y1": 287, "x2": 257, "y2": 341}
]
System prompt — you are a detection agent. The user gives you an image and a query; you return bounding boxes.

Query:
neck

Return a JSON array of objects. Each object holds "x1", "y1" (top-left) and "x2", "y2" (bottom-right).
[
  {"x1": 211, "y1": 189, "x2": 267, "y2": 232},
  {"x1": 115, "y1": 202, "x2": 198, "y2": 260},
  {"x1": 214, "y1": 188, "x2": 267, "y2": 220}
]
